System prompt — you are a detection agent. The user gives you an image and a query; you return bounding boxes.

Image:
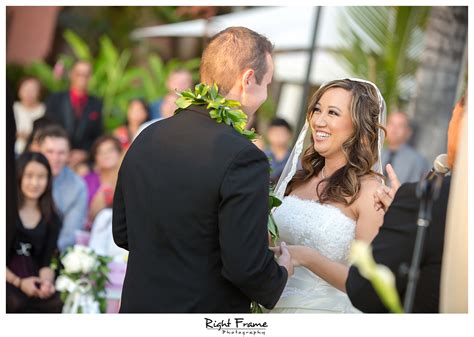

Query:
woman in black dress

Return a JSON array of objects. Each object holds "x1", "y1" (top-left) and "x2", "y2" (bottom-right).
[{"x1": 6, "y1": 152, "x2": 63, "y2": 313}]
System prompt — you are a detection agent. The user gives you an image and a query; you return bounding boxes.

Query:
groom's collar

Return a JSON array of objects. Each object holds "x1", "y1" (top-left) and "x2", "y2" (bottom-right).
[{"x1": 186, "y1": 104, "x2": 210, "y2": 116}]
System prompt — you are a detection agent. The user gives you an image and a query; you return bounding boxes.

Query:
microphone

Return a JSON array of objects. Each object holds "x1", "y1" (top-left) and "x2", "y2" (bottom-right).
[
  {"x1": 404, "y1": 154, "x2": 449, "y2": 312},
  {"x1": 417, "y1": 154, "x2": 449, "y2": 219},
  {"x1": 424, "y1": 154, "x2": 450, "y2": 182}
]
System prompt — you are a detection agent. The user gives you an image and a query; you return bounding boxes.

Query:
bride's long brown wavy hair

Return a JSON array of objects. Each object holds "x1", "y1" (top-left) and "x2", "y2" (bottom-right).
[{"x1": 286, "y1": 79, "x2": 385, "y2": 206}]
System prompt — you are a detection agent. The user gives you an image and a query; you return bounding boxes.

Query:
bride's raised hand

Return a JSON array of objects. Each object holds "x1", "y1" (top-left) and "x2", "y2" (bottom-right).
[{"x1": 374, "y1": 164, "x2": 401, "y2": 212}]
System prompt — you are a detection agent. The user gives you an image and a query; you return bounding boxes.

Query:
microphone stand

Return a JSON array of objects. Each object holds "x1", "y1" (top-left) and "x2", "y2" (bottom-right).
[{"x1": 403, "y1": 173, "x2": 443, "y2": 313}]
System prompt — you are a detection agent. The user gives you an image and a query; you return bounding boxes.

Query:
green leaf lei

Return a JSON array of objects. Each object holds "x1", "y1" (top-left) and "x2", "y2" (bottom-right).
[
  {"x1": 175, "y1": 82, "x2": 282, "y2": 313},
  {"x1": 174, "y1": 83, "x2": 257, "y2": 141}
]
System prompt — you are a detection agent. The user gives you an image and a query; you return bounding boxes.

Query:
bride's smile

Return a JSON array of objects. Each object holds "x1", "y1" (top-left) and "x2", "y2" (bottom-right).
[{"x1": 310, "y1": 87, "x2": 354, "y2": 159}]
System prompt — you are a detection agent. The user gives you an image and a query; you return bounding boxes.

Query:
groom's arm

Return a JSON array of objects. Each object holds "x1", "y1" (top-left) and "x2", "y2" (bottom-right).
[
  {"x1": 112, "y1": 168, "x2": 129, "y2": 251},
  {"x1": 218, "y1": 144, "x2": 288, "y2": 309}
]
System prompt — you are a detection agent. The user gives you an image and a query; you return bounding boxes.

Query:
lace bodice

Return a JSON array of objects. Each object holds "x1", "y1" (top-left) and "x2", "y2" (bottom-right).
[
  {"x1": 274, "y1": 195, "x2": 356, "y2": 264},
  {"x1": 271, "y1": 195, "x2": 360, "y2": 313}
]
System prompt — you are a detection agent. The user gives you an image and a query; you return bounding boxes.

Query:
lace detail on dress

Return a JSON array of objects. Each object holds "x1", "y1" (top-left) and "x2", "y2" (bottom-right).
[
  {"x1": 271, "y1": 195, "x2": 360, "y2": 313},
  {"x1": 274, "y1": 195, "x2": 356, "y2": 264}
]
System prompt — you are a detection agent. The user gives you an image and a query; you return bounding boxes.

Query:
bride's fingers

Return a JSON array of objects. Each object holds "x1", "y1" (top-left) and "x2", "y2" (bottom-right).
[
  {"x1": 373, "y1": 189, "x2": 385, "y2": 212},
  {"x1": 386, "y1": 164, "x2": 401, "y2": 195},
  {"x1": 375, "y1": 185, "x2": 393, "y2": 212}
]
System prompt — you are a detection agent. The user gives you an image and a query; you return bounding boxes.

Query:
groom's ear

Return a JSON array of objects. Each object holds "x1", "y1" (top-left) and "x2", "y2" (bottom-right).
[{"x1": 241, "y1": 69, "x2": 255, "y2": 92}]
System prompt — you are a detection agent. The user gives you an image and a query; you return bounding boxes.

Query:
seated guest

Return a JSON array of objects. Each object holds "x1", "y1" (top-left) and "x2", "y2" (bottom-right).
[
  {"x1": 113, "y1": 98, "x2": 150, "y2": 151},
  {"x1": 71, "y1": 158, "x2": 91, "y2": 177},
  {"x1": 6, "y1": 152, "x2": 63, "y2": 313},
  {"x1": 38, "y1": 125, "x2": 87, "y2": 252},
  {"x1": 24, "y1": 116, "x2": 57, "y2": 153},
  {"x1": 84, "y1": 135, "x2": 122, "y2": 228},
  {"x1": 345, "y1": 95, "x2": 466, "y2": 313},
  {"x1": 149, "y1": 69, "x2": 193, "y2": 119},
  {"x1": 264, "y1": 118, "x2": 293, "y2": 185},
  {"x1": 13, "y1": 77, "x2": 46, "y2": 154},
  {"x1": 45, "y1": 60, "x2": 103, "y2": 168}
]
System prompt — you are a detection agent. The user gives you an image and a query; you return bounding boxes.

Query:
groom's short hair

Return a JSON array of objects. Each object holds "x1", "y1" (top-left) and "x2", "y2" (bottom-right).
[{"x1": 200, "y1": 27, "x2": 274, "y2": 96}]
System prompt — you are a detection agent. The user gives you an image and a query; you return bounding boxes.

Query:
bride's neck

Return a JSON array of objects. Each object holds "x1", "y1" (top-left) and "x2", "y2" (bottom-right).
[{"x1": 323, "y1": 156, "x2": 347, "y2": 176}]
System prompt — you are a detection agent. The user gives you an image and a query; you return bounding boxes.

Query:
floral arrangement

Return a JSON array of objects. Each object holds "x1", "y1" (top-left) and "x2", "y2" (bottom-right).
[{"x1": 52, "y1": 245, "x2": 111, "y2": 313}]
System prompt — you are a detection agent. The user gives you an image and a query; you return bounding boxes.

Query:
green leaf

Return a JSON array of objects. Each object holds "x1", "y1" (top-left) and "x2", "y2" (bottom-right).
[
  {"x1": 267, "y1": 214, "x2": 280, "y2": 245},
  {"x1": 180, "y1": 90, "x2": 196, "y2": 99},
  {"x1": 251, "y1": 301, "x2": 264, "y2": 313},
  {"x1": 206, "y1": 101, "x2": 221, "y2": 110},
  {"x1": 201, "y1": 84, "x2": 209, "y2": 96},
  {"x1": 99, "y1": 35, "x2": 119, "y2": 66},
  {"x1": 225, "y1": 99, "x2": 242, "y2": 108},
  {"x1": 268, "y1": 195, "x2": 282, "y2": 209},
  {"x1": 210, "y1": 83, "x2": 218, "y2": 100},
  {"x1": 63, "y1": 29, "x2": 92, "y2": 61},
  {"x1": 175, "y1": 96, "x2": 192, "y2": 109},
  {"x1": 242, "y1": 129, "x2": 257, "y2": 141}
]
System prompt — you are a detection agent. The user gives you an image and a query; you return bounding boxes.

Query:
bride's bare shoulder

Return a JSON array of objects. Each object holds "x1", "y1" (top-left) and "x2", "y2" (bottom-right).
[
  {"x1": 359, "y1": 174, "x2": 383, "y2": 192},
  {"x1": 352, "y1": 175, "x2": 383, "y2": 208}
]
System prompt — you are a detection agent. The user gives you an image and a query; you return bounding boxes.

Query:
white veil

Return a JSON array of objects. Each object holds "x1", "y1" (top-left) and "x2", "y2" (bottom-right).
[{"x1": 273, "y1": 78, "x2": 387, "y2": 201}]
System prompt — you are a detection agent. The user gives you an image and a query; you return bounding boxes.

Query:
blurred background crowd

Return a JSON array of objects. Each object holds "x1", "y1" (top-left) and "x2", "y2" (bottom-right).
[{"x1": 5, "y1": 6, "x2": 467, "y2": 313}]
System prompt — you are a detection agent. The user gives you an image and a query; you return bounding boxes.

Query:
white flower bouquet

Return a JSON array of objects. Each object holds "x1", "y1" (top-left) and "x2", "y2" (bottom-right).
[{"x1": 52, "y1": 245, "x2": 111, "y2": 313}]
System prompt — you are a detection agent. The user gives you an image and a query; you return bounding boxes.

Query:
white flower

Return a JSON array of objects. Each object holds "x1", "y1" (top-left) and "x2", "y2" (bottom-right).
[
  {"x1": 56, "y1": 275, "x2": 74, "y2": 292},
  {"x1": 80, "y1": 254, "x2": 97, "y2": 274},
  {"x1": 62, "y1": 251, "x2": 83, "y2": 274},
  {"x1": 349, "y1": 240, "x2": 375, "y2": 278},
  {"x1": 374, "y1": 265, "x2": 396, "y2": 286},
  {"x1": 74, "y1": 244, "x2": 93, "y2": 255}
]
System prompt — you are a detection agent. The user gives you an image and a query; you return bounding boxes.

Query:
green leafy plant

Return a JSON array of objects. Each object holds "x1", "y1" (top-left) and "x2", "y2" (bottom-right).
[
  {"x1": 7, "y1": 29, "x2": 199, "y2": 132},
  {"x1": 336, "y1": 6, "x2": 429, "y2": 110},
  {"x1": 141, "y1": 54, "x2": 200, "y2": 102}
]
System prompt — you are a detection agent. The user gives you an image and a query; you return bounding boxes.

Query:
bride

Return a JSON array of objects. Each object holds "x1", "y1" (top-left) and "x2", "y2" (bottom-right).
[{"x1": 270, "y1": 78, "x2": 386, "y2": 313}]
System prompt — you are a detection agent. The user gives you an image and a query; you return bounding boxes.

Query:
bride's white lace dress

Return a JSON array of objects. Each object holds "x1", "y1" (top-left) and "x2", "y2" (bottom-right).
[{"x1": 270, "y1": 195, "x2": 360, "y2": 313}]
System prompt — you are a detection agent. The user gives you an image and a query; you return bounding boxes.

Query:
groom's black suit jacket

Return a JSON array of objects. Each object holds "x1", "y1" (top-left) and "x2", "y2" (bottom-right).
[
  {"x1": 112, "y1": 105, "x2": 288, "y2": 313},
  {"x1": 346, "y1": 177, "x2": 450, "y2": 313}
]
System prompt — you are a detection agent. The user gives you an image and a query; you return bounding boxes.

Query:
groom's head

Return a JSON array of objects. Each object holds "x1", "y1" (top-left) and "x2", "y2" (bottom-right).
[{"x1": 200, "y1": 27, "x2": 274, "y2": 116}]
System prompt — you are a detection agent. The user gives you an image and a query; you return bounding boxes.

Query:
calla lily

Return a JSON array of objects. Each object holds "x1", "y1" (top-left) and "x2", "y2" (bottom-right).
[{"x1": 350, "y1": 240, "x2": 404, "y2": 313}]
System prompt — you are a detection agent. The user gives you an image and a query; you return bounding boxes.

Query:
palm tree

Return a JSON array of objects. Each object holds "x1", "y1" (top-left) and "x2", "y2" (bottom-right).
[
  {"x1": 336, "y1": 6, "x2": 430, "y2": 111},
  {"x1": 409, "y1": 6, "x2": 468, "y2": 163}
]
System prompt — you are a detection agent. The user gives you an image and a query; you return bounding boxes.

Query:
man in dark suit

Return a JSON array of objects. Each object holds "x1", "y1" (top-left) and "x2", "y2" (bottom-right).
[
  {"x1": 112, "y1": 27, "x2": 292, "y2": 313},
  {"x1": 346, "y1": 96, "x2": 466, "y2": 313},
  {"x1": 45, "y1": 60, "x2": 103, "y2": 167},
  {"x1": 346, "y1": 177, "x2": 450, "y2": 313}
]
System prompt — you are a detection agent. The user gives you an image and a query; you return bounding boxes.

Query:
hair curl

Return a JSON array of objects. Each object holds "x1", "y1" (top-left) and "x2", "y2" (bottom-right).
[{"x1": 287, "y1": 79, "x2": 385, "y2": 206}]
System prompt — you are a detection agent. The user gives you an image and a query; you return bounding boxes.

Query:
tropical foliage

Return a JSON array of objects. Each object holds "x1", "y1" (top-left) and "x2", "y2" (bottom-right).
[
  {"x1": 8, "y1": 29, "x2": 200, "y2": 131},
  {"x1": 336, "y1": 6, "x2": 430, "y2": 111}
]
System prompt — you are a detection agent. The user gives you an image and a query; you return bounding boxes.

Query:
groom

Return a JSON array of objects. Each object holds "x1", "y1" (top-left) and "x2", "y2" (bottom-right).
[{"x1": 112, "y1": 27, "x2": 292, "y2": 313}]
